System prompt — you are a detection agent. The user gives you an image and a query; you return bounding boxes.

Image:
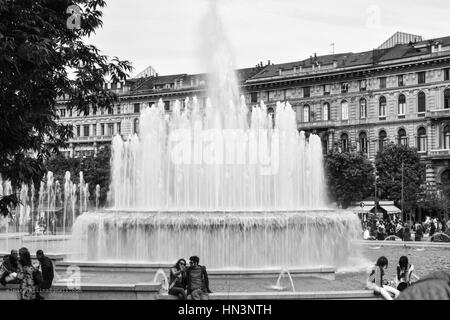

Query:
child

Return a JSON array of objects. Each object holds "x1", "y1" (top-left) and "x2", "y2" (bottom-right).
[
  {"x1": 366, "y1": 256, "x2": 400, "y2": 300},
  {"x1": 396, "y1": 256, "x2": 419, "y2": 291}
]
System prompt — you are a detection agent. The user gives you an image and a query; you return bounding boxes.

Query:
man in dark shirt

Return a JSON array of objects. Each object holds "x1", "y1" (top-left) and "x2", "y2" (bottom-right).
[
  {"x1": 36, "y1": 250, "x2": 54, "y2": 290},
  {"x1": 186, "y1": 256, "x2": 212, "y2": 300},
  {"x1": 0, "y1": 250, "x2": 19, "y2": 285}
]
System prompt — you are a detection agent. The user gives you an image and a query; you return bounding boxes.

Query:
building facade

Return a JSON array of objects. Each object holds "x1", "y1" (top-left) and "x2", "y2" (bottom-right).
[{"x1": 56, "y1": 33, "x2": 450, "y2": 192}]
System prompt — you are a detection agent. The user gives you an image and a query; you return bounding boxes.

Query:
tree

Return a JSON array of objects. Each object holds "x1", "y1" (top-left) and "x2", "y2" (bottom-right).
[
  {"x1": 375, "y1": 143, "x2": 425, "y2": 215},
  {"x1": 0, "y1": 0, "x2": 132, "y2": 216},
  {"x1": 324, "y1": 144, "x2": 375, "y2": 209},
  {"x1": 46, "y1": 145, "x2": 111, "y2": 207}
]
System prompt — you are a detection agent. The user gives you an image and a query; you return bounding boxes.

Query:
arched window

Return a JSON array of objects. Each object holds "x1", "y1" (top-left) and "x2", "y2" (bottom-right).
[
  {"x1": 360, "y1": 98, "x2": 367, "y2": 119},
  {"x1": 359, "y1": 132, "x2": 368, "y2": 153},
  {"x1": 445, "y1": 89, "x2": 450, "y2": 109},
  {"x1": 303, "y1": 105, "x2": 310, "y2": 122},
  {"x1": 379, "y1": 96, "x2": 387, "y2": 117},
  {"x1": 398, "y1": 94, "x2": 406, "y2": 115},
  {"x1": 134, "y1": 118, "x2": 139, "y2": 134},
  {"x1": 398, "y1": 128, "x2": 407, "y2": 145},
  {"x1": 444, "y1": 125, "x2": 450, "y2": 149},
  {"x1": 417, "y1": 127, "x2": 427, "y2": 152},
  {"x1": 418, "y1": 91, "x2": 426, "y2": 113},
  {"x1": 341, "y1": 133, "x2": 349, "y2": 152},
  {"x1": 323, "y1": 103, "x2": 330, "y2": 121},
  {"x1": 341, "y1": 100, "x2": 349, "y2": 120},
  {"x1": 379, "y1": 130, "x2": 387, "y2": 151}
]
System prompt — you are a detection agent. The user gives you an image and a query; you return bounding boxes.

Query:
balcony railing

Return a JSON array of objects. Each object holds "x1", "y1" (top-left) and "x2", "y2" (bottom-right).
[
  {"x1": 70, "y1": 135, "x2": 114, "y2": 142},
  {"x1": 428, "y1": 149, "x2": 450, "y2": 158},
  {"x1": 427, "y1": 108, "x2": 450, "y2": 119}
]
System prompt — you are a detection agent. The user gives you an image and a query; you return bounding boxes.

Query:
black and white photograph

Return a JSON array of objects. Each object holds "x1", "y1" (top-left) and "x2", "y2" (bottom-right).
[{"x1": 0, "y1": 0, "x2": 449, "y2": 311}]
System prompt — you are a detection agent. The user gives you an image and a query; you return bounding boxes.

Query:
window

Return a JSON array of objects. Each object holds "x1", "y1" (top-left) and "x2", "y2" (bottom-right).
[
  {"x1": 303, "y1": 87, "x2": 311, "y2": 98},
  {"x1": 398, "y1": 75, "x2": 405, "y2": 87},
  {"x1": 323, "y1": 84, "x2": 331, "y2": 95},
  {"x1": 398, "y1": 94, "x2": 406, "y2": 115},
  {"x1": 359, "y1": 80, "x2": 367, "y2": 91},
  {"x1": 76, "y1": 125, "x2": 80, "y2": 137},
  {"x1": 83, "y1": 125, "x2": 89, "y2": 137},
  {"x1": 341, "y1": 133, "x2": 349, "y2": 151},
  {"x1": 445, "y1": 89, "x2": 450, "y2": 109},
  {"x1": 68, "y1": 108, "x2": 72, "y2": 117},
  {"x1": 379, "y1": 77, "x2": 387, "y2": 89},
  {"x1": 101, "y1": 123, "x2": 105, "y2": 136},
  {"x1": 303, "y1": 105, "x2": 310, "y2": 122},
  {"x1": 445, "y1": 125, "x2": 450, "y2": 149},
  {"x1": 117, "y1": 105, "x2": 121, "y2": 114},
  {"x1": 360, "y1": 98, "x2": 367, "y2": 119},
  {"x1": 417, "y1": 127, "x2": 427, "y2": 152},
  {"x1": 59, "y1": 109, "x2": 66, "y2": 117},
  {"x1": 134, "y1": 103, "x2": 140, "y2": 113},
  {"x1": 359, "y1": 132, "x2": 368, "y2": 153},
  {"x1": 418, "y1": 71, "x2": 426, "y2": 84},
  {"x1": 341, "y1": 82, "x2": 349, "y2": 93},
  {"x1": 379, "y1": 96, "x2": 387, "y2": 117},
  {"x1": 164, "y1": 101, "x2": 170, "y2": 112},
  {"x1": 398, "y1": 128, "x2": 407, "y2": 145},
  {"x1": 108, "y1": 123, "x2": 114, "y2": 136},
  {"x1": 250, "y1": 92, "x2": 258, "y2": 103},
  {"x1": 445, "y1": 68, "x2": 450, "y2": 81},
  {"x1": 323, "y1": 103, "x2": 330, "y2": 121},
  {"x1": 341, "y1": 100, "x2": 349, "y2": 120},
  {"x1": 134, "y1": 118, "x2": 139, "y2": 134},
  {"x1": 379, "y1": 130, "x2": 387, "y2": 151},
  {"x1": 418, "y1": 92, "x2": 426, "y2": 113},
  {"x1": 322, "y1": 134, "x2": 329, "y2": 155},
  {"x1": 117, "y1": 122, "x2": 121, "y2": 134}
]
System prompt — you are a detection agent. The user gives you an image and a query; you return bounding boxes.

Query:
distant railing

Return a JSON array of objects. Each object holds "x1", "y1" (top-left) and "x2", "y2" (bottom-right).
[{"x1": 428, "y1": 149, "x2": 450, "y2": 157}]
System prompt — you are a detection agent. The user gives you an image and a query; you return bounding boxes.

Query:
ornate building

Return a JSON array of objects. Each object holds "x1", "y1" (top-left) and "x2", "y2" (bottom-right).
[{"x1": 56, "y1": 32, "x2": 450, "y2": 190}]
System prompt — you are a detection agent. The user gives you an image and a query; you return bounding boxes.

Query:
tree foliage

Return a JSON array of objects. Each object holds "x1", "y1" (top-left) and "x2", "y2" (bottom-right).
[
  {"x1": 0, "y1": 0, "x2": 132, "y2": 215},
  {"x1": 324, "y1": 145, "x2": 375, "y2": 209},
  {"x1": 46, "y1": 146, "x2": 111, "y2": 207},
  {"x1": 375, "y1": 143, "x2": 425, "y2": 213}
]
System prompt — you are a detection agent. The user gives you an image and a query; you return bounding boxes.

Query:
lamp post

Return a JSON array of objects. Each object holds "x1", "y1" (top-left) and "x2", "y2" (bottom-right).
[
  {"x1": 374, "y1": 163, "x2": 378, "y2": 217},
  {"x1": 401, "y1": 161, "x2": 404, "y2": 224}
]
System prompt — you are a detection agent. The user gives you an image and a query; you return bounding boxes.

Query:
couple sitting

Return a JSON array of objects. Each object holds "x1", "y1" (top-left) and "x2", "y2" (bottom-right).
[{"x1": 169, "y1": 256, "x2": 212, "y2": 300}]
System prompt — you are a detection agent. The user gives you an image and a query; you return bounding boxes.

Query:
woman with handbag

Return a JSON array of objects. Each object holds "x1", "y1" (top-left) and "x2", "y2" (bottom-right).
[
  {"x1": 16, "y1": 247, "x2": 42, "y2": 300},
  {"x1": 168, "y1": 259, "x2": 187, "y2": 300}
]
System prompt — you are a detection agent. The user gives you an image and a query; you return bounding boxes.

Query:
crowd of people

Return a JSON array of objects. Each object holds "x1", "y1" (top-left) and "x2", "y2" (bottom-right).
[
  {"x1": 366, "y1": 255, "x2": 420, "y2": 300},
  {"x1": 168, "y1": 255, "x2": 212, "y2": 300},
  {"x1": 0, "y1": 248, "x2": 54, "y2": 300},
  {"x1": 362, "y1": 215, "x2": 449, "y2": 241}
]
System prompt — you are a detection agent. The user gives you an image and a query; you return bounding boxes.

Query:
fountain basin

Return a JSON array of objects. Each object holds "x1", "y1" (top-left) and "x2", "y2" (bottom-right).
[{"x1": 70, "y1": 209, "x2": 363, "y2": 269}]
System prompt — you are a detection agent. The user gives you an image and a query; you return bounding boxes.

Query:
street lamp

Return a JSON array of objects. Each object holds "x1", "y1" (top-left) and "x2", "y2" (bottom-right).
[{"x1": 401, "y1": 160, "x2": 404, "y2": 224}]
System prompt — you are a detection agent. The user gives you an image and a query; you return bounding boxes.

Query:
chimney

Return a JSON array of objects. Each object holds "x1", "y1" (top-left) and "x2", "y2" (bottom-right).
[{"x1": 267, "y1": 60, "x2": 270, "y2": 66}]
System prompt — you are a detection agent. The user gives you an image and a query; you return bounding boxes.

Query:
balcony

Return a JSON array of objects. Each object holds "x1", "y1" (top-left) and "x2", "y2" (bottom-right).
[
  {"x1": 69, "y1": 136, "x2": 114, "y2": 143},
  {"x1": 428, "y1": 149, "x2": 450, "y2": 159},
  {"x1": 427, "y1": 108, "x2": 450, "y2": 119},
  {"x1": 298, "y1": 120, "x2": 336, "y2": 130}
]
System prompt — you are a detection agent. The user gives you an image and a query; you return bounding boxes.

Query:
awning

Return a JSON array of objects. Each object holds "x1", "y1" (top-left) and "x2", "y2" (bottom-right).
[
  {"x1": 347, "y1": 205, "x2": 375, "y2": 214},
  {"x1": 379, "y1": 205, "x2": 401, "y2": 214}
]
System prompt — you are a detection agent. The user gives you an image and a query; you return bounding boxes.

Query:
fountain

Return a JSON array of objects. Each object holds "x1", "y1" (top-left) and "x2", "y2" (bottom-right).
[{"x1": 68, "y1": 2, "x2": 363, "y2": 270}]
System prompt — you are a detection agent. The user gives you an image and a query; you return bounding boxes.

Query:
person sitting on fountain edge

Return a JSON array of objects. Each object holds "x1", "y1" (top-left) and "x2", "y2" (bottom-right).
[
  {"x1": 0, "y1": 249, "x2": 20, "y2": 285},
  {"x1": 36, "y1": 250, "x2": 54, "y2": 290},
  {"x1": 186, "y1": 256, "x2": 212, "y2": 300},
  {"x1": 169, "y1": 258, "x2": 187, "y2": 300},
  {"x1": 366, "y1": 256, "x2": 400, "y2": 300}
]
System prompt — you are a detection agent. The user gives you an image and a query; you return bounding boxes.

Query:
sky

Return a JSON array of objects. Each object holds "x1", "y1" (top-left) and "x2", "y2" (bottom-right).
[{"x1": 85, "y1": 0, "x2": 450, "y2": 77}]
